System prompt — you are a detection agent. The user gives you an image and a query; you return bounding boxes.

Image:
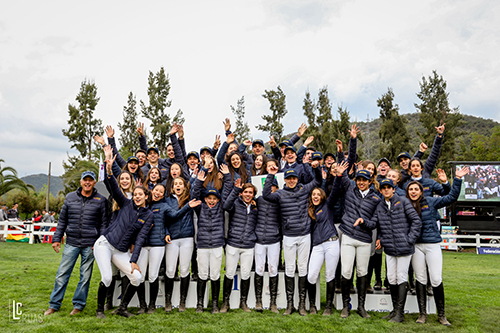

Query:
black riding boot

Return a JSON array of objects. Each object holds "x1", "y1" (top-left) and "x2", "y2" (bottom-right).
[
  {"x1": 283, "y1": 276, "x2": 295, "y2": 315},
  {"x1": 307, "y1": 279, "x2": 317, "y2": 314},
  {"x1": 297, "y1": 276, "x2": 307, "y2": 316},
  {"x1": 116, "y1": 283, "x2": 138, "y2": 318},
  {"x1": 433, "y1": 283, "x2": 451, "y2": 326},
  {"x1": 340, "y1": 277, "x2": 351, "y2": 318},
  {"x1": 254, "y1": 274, "x2": 264, "y2": 312},
  {"x1": 104, "y1": 275, "x2": 116, "y2": 311},
  {"x1": 219, "y1": 277, "x2": 233, "y2": 313},
  {"x1": 196, "y1": 279, "x2": 207, "y2": 313},
  {"x1": 382, "y1": 284, "x2": 398, "y2": 320},
  {"x1": 239, "y1": 278, "x2": 251, "y2": 312},
  {"x1": 111, "y1": 275, "x2": 130, "y2": 315},
  {"x1": 357, "y1": 275, "x2": 370, "y2": 318},
  {"x1": 415, "y1": 281, "x2": 427, "y2": 323},
  {"x1": 178, "y1": 276, "x2": 190, "y2": 312},
  {"x1": 269, "y1": 275, "x2": 279, "y2": 313},
  {"x1": 389, "y1": 282, "x2": 407, "y2": 323},
  {"x1": 211, "y1": 278, "x2": 220, "y2": 314},
  {"x1": 96, "y1": 281, "x2": 108, "y2": 318},
  {"x1": 148, "y1": 279, "x2": 159, "y2": 314},
  {"x1": 136, "y1": 283, "x2": 148, "y2": 314},
  {"x1": 323, "y1": 279, "x2": 335, "y2": 316},
  {"x1": 164, "y1": 277, "x2": 174, "y2": 312}
]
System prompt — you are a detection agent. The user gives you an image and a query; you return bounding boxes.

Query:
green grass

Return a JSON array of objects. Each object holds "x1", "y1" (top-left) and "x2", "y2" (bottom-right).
[{"x1": 1, "y1": 243, "x2": 499, "y2": 332}]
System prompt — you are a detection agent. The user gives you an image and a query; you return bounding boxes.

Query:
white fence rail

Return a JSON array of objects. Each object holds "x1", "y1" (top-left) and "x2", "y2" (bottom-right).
[
  {"x1": 0, "y1": 220, "x2": 57, "y2": 244},
  {"x1": 440, "y1": 234, "x2": 500, "y2": 248}
]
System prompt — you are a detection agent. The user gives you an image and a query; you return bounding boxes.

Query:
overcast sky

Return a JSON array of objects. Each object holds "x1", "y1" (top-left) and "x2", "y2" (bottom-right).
[{"x1": 1, "y1": 0, "x2": 499, "y2": 177}]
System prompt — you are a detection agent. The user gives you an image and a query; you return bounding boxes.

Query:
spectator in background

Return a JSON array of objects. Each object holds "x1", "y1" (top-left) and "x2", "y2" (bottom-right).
[
  {"x1": 7, "y1": 203, "x2": 20, "y2": 219},
  {"x1": 42, "y1": 210, "x2": 51, "y2": 242},
  {"x1": 0, "y1": 206, "x2": 7, "y2": 241},
  {"x1": 44, "y1": 171, "x2": 108, "y2": 316}
]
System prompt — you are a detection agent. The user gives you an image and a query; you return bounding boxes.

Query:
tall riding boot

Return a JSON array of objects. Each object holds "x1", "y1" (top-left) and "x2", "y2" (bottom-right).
[
  {"x1": 116, "y1": 283, "x2": 138, "y2": 318},
  {"x1": 191, "y1": 249, "x2": 198, "y2": 281},
  {"x1": 96, "y1": 282, "x2": 108, "y2": 319},
  {"x1": 269, "y1": 275, "x2": 279, "y2": 314},
  {"x1": 297, "y1": 276, "x2": 308, "y2": 316},
  {"x1": 254, "y1": 274, "x2": 264, "y2": 312},
  {"x1": 340, "y1": 277, "x2": 351, "y2": 318},
  {"x1": 382, "y1": 284, "x2": 398, "y2": 320},
  {"x1": 111, "y1": 276, "x2": 130, "y2": 315},
  {"x1": 164, "y1": 277, "x2": 174, "y2": 312},
  {"x1": 323, "y1": 279, "x2": 335, "y2": 316},
  {"x1": 104, "y1": 275, "x2": 116, "y2": 311},
  {"x1": 357, "y1": 275, "x2": 371, "y2": 318},
  {"x1": 367, "y1": 255, "x2": 375, "y2": 294},
  {"x1": 219, "y1": 277, "x2": 233, "y2": 313},
  {"x1": 373, "y1": 252, "x2": 383, "y2": 290},
  {"x1": 239, "y1": 278, "x2": 251, "y2": 312},
  {"x1": 415, "y1": 281, "x2": 427, "y2": 323},
  {"x1": 307, "y1": 279, "x2": 317, "y2": 314},
  {"x1": 283, "y1": 275, "x2": 295, "y2": 315},
  {"x1": 408, "y1": 263, "x2": 416, "y2": 294},
  {"x1": 196, "y1": 279, "x2": 207, "y2": 313},
  {"x1": 178, "y1": 276, "x2": 190, "y2": 312},
  {"x1": 148, "y1": 279, "x2": 159, "y2": 314},
  {"x1": 335, "y1": 261, "x2": 342, "y2": 293},
  {"x1": 136, "y1": 283, "x2": 148, "y2": 314},
  {"x1": 211, "y1": 278, "x2": 220, "y2": 314},
  {"x1": 433, "y1": 283, "x2": 451, "y2": 326},
  {"x1": 389, "y1": 282, "x2": 407, "y2": 323}
]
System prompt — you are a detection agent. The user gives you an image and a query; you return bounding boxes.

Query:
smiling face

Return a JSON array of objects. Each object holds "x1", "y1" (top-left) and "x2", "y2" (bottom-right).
[
  {"x1": 240, "y1": 186, "x2": 255, "y2": 204},
  {"x1": 205, "y1": 194, "x2": 219, "y2": 208},
  {"x1": 387, "y1": 170, "x2": 399, "y2": 184},
  {"x1": 303, "y1": 150, "x2": 313, "y2": 163},
  {"x1": 364, "y1": 163, "x2": 375, "y2": 176},
  {"x1": 170, "y1": 164, "x2": 181, "y2": 178},
  {"x1": 172, "y1": 178, "x2": 186, "y2": 196},
  {"x1": 324, "y1": 156, "x2": 335, "y2": 168},
  {"x1": 167, "y1": 144, "x2": 175, "y2": 159},
  {"x1": 187, "y1": 156, "x2": 199, "y2": 170},
  {"x1": 151, "y1": 185, "x2": 165, "y2": 202},
  {"x1": 407, "y1": 183, "x2": 423, "y2": 201},
  {"x1": 377, "y1": 162, "x2": 390, "y2": 176},
  {"x1": 254, "y1": 155, "x2": 264, "y2": 169},
  {"x1": 127, "y1": 161, "x2": 139, "y2": 173},
  {"x1": 410, "y1": 160, "x2": 423, "y2": 177},
  {"x1": 285, "y1": 150, "x2": 297, "y2": 164},
  {"x1": 399, "y1": 157, "x2": 410, "y2": 170},
  {"x1": 284, "y1": 176, "x2": 298, "y2": 189},
  {"x1": 231, "y1": 154, "x2": 242, "y2": 169},
  {"x1": 136, "y1": 152, "x2": 147, "y2": 167},
  {"x1": 119, "y1": 172, "x2": 132, "y2": 191},
  {"x1": 205, "y1": 157, "x2": 215, "y2": 172},
  {"x1": 266, "y1": 160, "x2": 278, "y2": 173},
  {"x1": 380, "y1": 185, "x2": 395, "y2": 200},
  {"x1": 149, "y1": 168, "x2": 160, "y2": 182},
  {"x1": 148, "y1": 151, "x2": 159, "y2": 164},
  {"x1": 133, "y1": 188, "x2": 148, "y2": 207},
  {"x1": 252, "y1": 143, "x2": 264, "y2": 155},
  {"x1": 228, "y1": 143, "x2": 239, "y2": 154},
  {"x1": 355, "y1": 177, "x2": 371, "y2": 191},
  {"x1": 311, "y1": 189, "x2": 323, "y2": 206},
  {"x1": 80, "y1": 176, "x2": 96, "y2": 195}
]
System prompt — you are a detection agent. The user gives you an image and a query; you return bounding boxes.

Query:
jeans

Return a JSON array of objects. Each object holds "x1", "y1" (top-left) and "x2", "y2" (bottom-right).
[{"x1": 48, "y1": 244, "x2": 95, "y2": 310}]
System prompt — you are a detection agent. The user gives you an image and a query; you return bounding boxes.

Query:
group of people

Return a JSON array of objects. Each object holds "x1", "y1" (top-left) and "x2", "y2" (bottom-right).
[{"x1": 43, "y1": 118, "x2": 467, "y2": 326}]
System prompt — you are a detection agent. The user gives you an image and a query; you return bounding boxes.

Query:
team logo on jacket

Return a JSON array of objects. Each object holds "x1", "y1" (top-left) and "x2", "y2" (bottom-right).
[
  {"x1": 93, "y1": 197, "x2": 101, "y2": 201},
  {"x1": 372, "y1": 195, "x2": 380, "y2": 201},
  {"x1": 138, "y1": 218, "x2": 145, "y2": 224},
  {"x1": 421, "y1": 204, "x2": 429, "y2": 210},
  {"x1": 316, "y1": 209, "x2": 323, "y2": 216},
  {"x1": 423, "y1": 186, "x2": 430, "y2": 191},
  {"x1": 152, "y1": 208, "x2": 160, "y2": 213},
  {"x1": 394, "y1": 201, "x2": 401, "y2": 207}
]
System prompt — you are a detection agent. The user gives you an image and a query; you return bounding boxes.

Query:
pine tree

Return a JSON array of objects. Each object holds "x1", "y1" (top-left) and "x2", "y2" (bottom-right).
[
  {"x1": 415, "y1": 71, "x2": 464, "y2": 171},
  {"x1": 118, "y1": 92, "x2": 139, "y2": 159},
  {"x1": 302, "y1": 87, "x2": 336, "y2": 153},
  {"x1": 140, "y1": 67, "x2": 184, "y2": 157},
  {"x1": 377, "y1": 88, "x2": 412, "y2": 161},
  {"x1": 256, "y1": 86, "x2": 287, "y2": 143},
  {"x1": 61, "y1": 79, "x2": 103, "y2": 161},
  {"x1": 230, "y1": 96, "x2": 251, "y2": 143}
]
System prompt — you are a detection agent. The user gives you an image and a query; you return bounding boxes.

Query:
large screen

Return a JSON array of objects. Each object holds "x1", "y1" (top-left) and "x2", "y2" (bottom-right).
[{"x1": 453, "y1": 163, "x2": 500, "y2": 202}]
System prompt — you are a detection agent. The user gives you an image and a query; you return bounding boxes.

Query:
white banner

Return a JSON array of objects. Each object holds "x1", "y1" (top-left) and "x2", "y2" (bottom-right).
[{"x1": 251, "y1": 173, "x2": 285, "y2": 198}]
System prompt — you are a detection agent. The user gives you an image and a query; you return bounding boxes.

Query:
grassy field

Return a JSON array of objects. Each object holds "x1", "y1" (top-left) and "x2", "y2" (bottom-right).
[{"x1": 1, "y1": 242, "x2": 499, "y2": 333}]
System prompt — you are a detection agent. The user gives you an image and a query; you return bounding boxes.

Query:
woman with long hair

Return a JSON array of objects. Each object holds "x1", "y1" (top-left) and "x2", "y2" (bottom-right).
[
  {"x1": 121, "y1": 156, "x2": 145, "y2": 184},
  {"x1": 145, "y1": 167, "x2": 163, "y2": 191},
  {"x1": 250, "y1": 154, "x2": 268, "y2": 176},
  {"x1": 226, "y1": 151, "x2": 250, "y2": 184},
  {"x1": 164, "y1": 177, "x2": 200, "y2": 313},
  {"x1": 406, "y1": 166, "x2": 469, "y2": 326}
]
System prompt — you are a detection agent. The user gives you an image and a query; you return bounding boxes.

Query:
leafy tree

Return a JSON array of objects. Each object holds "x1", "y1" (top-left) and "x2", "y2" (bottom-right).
[
  {"x1": 377, "y1": 88, "x2": 412, "y2": 161},
  {"x1": 118, "y1": 92, "x2": 139, "y2": 159},
  {"x1": 0, "y1": 159, "x2": 35, "y2": 197},
  {"x1": 61, "y1": 80, "x2": 103, "y2": 161},
  {"x1": 140, "y1": 67, "x2": 184, "y2": 157},
  {"x1": 61, "y1": 158, "x2": 99, "y2": 194},
  {"x1": 256, "y1": 86, "x2": 287, "y2": 143},
  {"x1": 459, "y1": 126, "x2": 500, "y2": 161},
  {"x1": 415, "y1": 71, "x2": 464, "y2": 171},
  {"x1": 230, "y1": 96, "x2": 251, "y2": 143}
]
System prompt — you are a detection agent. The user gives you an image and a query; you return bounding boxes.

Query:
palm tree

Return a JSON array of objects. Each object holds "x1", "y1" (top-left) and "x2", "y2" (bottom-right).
[{"x1": 0, "y1": 159, "x2": 35, "y2": 197}]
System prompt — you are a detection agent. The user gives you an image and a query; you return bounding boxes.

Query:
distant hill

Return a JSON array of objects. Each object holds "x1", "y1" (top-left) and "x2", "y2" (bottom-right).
[{"x1": 21, "y1": 174, "x2": 65, "y2": 197}]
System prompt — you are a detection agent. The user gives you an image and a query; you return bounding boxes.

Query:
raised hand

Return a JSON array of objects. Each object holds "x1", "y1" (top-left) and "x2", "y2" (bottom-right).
[
  {"x1": 178, "y1": 124, "x2": 184, "y2": 139},
  {"x1": 197, "y1": 170, "x2": 207, "y2": 181},
  {"x1": 137, "y1": 122, "x2": 145, "y2": 136},
  {"x1": 349, "y1": 124, "x2": 360, "y2": 139},
  {"x1": 269, "y1": 135, "x2": 277, "y2": 148},
  {"x1": 455, "y1": 166, "x2": 470, "y2": 179},
  {"x1": 268, "y1": 164, "x2": 278, "y2": 175},
  {"x1": 223, "y1": 118, "x2": 231, "y2": 132},
  {"x1": 234, "y1": 178, "x2": 242, "y2": 188},
  {"x1": 188, "y1": 199, "x2": 202, "y2": 208},
  {"x1": 170, "y1": 123, "x2": 179, "y2": 135},
  {"x1": 436, "y1": 123, "x2": 446, "y2": 135},
  {"x1": 419, "y1": 142, "x2": 428, "y2": 153},
  {"x1": 220, "y1": 163, "x2": 229, "y2": 175},
  {"x1": 244, "y1": 139, "x2": 252, "y2": 147},
  {"x1": 337, "y1": 160, "x2": 349, "y2": 175},
  {"x1": 105, "y1": 154, "x2": 116, "y2": 174},
  {"x1": 437, "y1": 168, "x2": 448, "y2": 183},
  {"x1": 297, "y1": 123, "x2": 307, "y2": 137},
  {"x1": 227, "y1": 133, "x2": 235, "y2": 144},
  {"x1": 311, "y1": 160, "x2": 319, "y2": 168},
  {"x1": 304, "y1": 136, "x2": 314, "y2": 147},
  {"x1": 93, "y1": 135, "x2": 105, "y2": 146},
  {"x1": 335, "y1": 139, "x2": 343, "y2": 153},
  {"x1": 214, "y1": 135, "x2": 221, "y2": 150},
  {"x1": 105, "y1": 125, "x2": 114, "y2": 138},
  {"x1": 322, "y1": 168, "x2": 327, "y2": 180},
  {"x1": 103, "y1": 145, "x2": 113, "y2": 161}
]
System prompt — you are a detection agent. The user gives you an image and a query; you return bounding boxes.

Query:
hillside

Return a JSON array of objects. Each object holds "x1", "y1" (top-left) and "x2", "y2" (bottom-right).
[{"x1": 21, "y1": 174, "x2": 65, "y2": 197}]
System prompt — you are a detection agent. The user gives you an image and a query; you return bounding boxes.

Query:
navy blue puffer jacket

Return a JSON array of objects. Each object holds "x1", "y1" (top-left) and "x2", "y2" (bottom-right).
[
  {"x1": 165, "y1": 195, "x2": 195, "y2": 240},
  {"x1": 53, "y1": 188, "x2": 108, "y2": 248},
  {"x1": 223, "y1": 185, "x2": 258, "y2": 249},
  {"x1": 192, "y1": 174, "x2": 232, "y2": 249},
  {"x1": 370, "y1": 194, "x2": 422, "y2": 257},
  {"x1": 310, "y1": 189, "x2": 339, "y2": 247},
  {"x1": 255, "y1": 196, "x2": 281, "y2": 245},
  {"x1": 102, "y1": 174, "x2": 154, "y2": 263},
  {"x1": 144, "y1": 198, "x2": 168, "y2": 247},
  {"x1": 403, "y1": 176, "x2": 451, "y2": 198},
  {"x1": 263, "y1": 167, "x2": 322, "y2": 237}
]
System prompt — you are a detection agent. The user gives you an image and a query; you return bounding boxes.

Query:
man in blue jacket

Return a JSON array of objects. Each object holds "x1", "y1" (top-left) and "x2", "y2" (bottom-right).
[{"x1": 44, "y1": 171, "x2": 108, "y2": 316}]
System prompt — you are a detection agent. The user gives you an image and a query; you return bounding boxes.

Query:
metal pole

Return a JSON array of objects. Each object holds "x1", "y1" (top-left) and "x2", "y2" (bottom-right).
[{"x1": 45, "y1": 162, "x2": 51, "y2": 212}]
